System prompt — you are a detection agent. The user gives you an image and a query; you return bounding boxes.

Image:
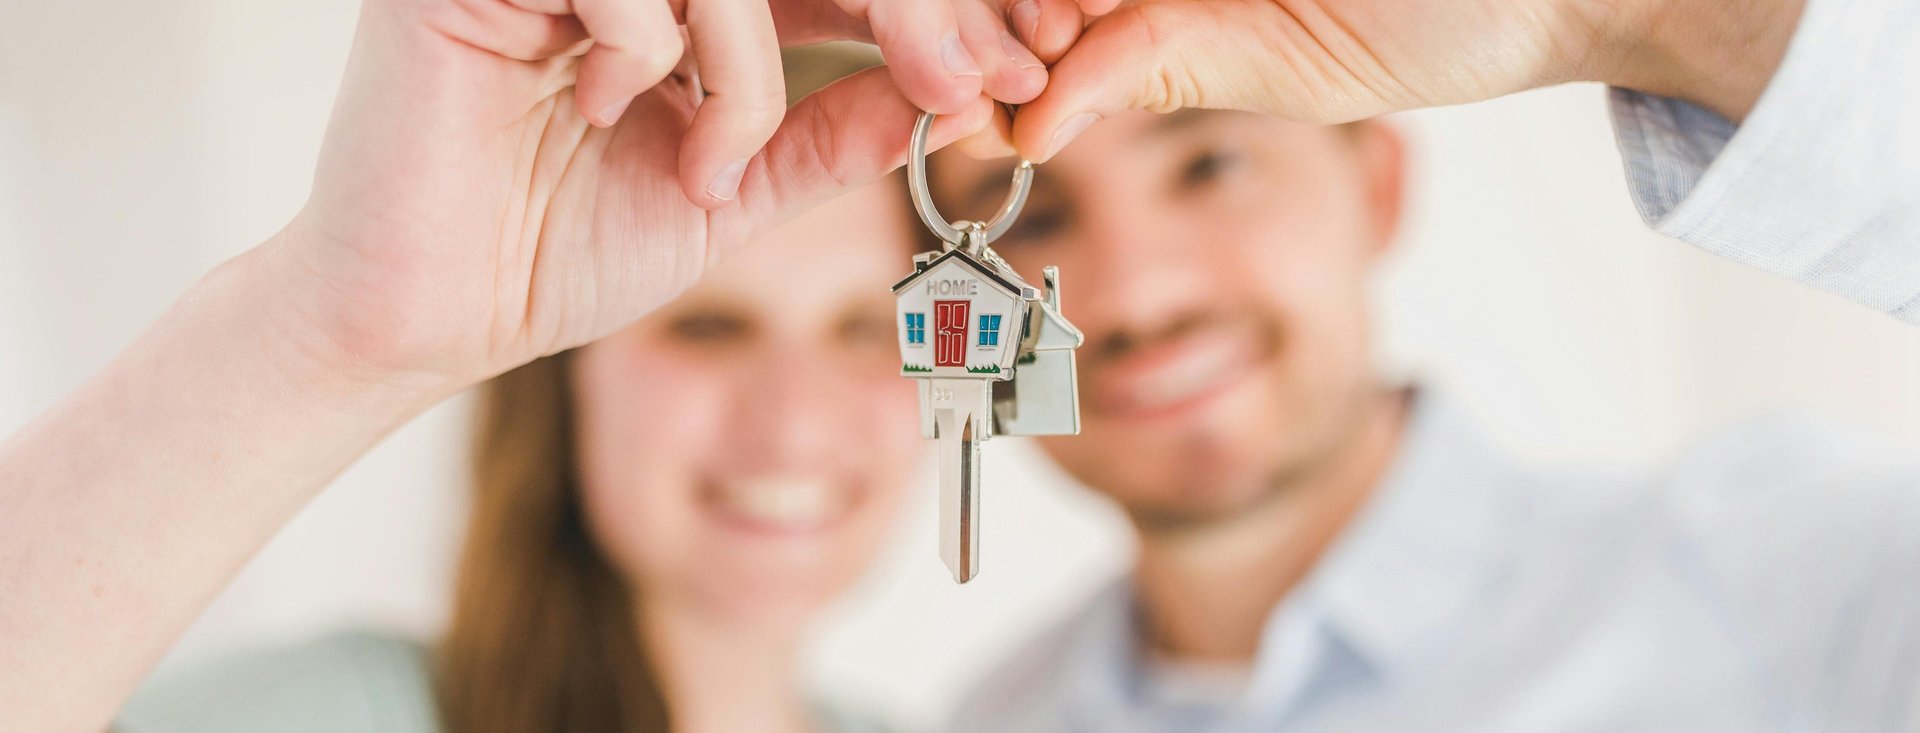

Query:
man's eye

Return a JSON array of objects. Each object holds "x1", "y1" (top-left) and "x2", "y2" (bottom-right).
[
  {"x1": 666, "y1": 312, "x2": 750, "y2": 344},
  {"x1": 1179, "y1": 149, "x2": 1243, "y2": 189}
]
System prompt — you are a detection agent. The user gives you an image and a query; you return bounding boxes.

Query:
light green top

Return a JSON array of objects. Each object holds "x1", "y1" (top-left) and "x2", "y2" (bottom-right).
[
  {"x1": 117, "y1": 631, "x2": 895, "y2": 733},
  {"x1": 118, "y1": 632, "x2": 441, "y2": 733}
]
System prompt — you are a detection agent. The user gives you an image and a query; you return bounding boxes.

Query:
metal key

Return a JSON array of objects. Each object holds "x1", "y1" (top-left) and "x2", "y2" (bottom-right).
[{"x1": 893, "y1": 112, "x2": 1084, "y2": 584}]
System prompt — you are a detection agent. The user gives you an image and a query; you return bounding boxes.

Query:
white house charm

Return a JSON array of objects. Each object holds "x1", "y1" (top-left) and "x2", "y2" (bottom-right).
[
  {"x1": 897, "y1": 111, "x2": 1085, "y2": 584},
  {"x1": 894, "y1": 248, "x2": 1031, "y2": 379}
]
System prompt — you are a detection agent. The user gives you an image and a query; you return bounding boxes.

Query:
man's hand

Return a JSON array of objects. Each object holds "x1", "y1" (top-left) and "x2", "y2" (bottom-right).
[{"x1": 1010, "y1": 0, "x2": 1805, "y2": 162}]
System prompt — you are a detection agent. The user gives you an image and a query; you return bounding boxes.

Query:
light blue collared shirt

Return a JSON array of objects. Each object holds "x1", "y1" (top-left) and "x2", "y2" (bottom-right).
[{"x1": 947, "y1": 395, "x2": 1920, "y2": 731}]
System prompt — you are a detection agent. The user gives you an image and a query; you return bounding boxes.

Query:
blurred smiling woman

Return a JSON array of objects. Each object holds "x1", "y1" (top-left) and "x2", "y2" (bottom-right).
[
  {"x1": 0, "y1": 0, "x2": 1080, "y2": 727},
  {"x1": 113, "y1": 48, "x2": 926, "y2": 733},
  {"x1": 445, "y1": 172, "x2": 921, "y2": 733}
]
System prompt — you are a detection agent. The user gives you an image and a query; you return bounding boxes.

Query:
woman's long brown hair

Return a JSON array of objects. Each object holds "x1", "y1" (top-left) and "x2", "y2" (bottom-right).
[{"x1": 436, "y1": 353, "x2": 670, "y2": 732}]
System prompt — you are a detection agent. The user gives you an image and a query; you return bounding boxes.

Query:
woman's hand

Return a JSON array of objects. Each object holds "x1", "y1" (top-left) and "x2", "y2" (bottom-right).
[
  {"x1": 274, "y1": 0, "x2": 1122, "y2": 392},
  {"x1": 0, "y1": 5, "x2": 1085, "y2": 726},
  {"x1": 1008, "y1": 0, "x2": 1803, "y2": 161}
]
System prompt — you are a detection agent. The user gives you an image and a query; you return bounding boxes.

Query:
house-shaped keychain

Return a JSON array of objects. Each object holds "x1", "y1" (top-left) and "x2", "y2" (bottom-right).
[{"x1": 893, "y1": 245, "x2": 1083, "y2": 582}]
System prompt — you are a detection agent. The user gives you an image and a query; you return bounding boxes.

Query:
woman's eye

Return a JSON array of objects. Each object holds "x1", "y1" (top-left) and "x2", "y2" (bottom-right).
[
  {"x1": 665, "y1": 312, "x2": 750, "y2": 344},
  {"x1": 839, "y1": 313, "x2": 897, "y2": 349}
]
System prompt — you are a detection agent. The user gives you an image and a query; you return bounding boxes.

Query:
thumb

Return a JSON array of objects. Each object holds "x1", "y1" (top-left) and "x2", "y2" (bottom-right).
[
  {"x1": 711, "y1": 67, "x2": 994, "y2": 255},
  {"x1": 1011, "y1": 0, "x2": 1306, "y2": 162}
]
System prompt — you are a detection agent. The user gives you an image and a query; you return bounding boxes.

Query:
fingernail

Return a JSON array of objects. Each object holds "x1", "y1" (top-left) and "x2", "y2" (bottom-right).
[
  {"x1": 941, "y1": 33, "x2": 981, "y2": 79},
  {"x1": 705, "y1": 159, "x2": 749, "y2": 202},
  {"x1": 1045, "y1": 113, "x2": 1099, "y2": 160},
  {"x1": 597, "y1": 97, "x2": 632, "y2": 127},
  {"x1": 1001, "y1": 31, "x2": 1044, "y2": 71},
  {"x1": 1009, "y1": 0, "x2": 1041, "y2": 46}
]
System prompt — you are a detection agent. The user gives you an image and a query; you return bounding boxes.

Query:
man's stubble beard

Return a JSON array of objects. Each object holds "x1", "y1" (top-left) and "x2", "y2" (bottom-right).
[{"x1": 1123, "y1": 383, "x2": 1399, "y2": 539}]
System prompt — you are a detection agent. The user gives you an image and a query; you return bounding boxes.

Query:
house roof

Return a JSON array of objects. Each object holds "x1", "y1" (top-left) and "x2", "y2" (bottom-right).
[
  {"x1": 891, "y1": 247, "x2": 1033, "y2": 297},
  {"x1": 1030, "y1": 302, "x2": 1085, "y2": 350}
]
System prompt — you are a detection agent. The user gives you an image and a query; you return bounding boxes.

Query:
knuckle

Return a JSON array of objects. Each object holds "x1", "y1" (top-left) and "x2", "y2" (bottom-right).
[
  {"x1": 631, "y1": 35, "x2": 685, "y2": 74},
  {"x1": 802, "y1": 98, "x2": 852, "y2": 189},
  {"x1": 1127, "y1": 7, "x2": 1202, "y2": 111},
  {"x1": 737, "y1": 92, "x2": 789, "y2": 132},
  {"x1": 1128, "y1": 4, "x2": 1186, "y2": 56},
  {"x1": 416, "y1": 0, "x2": 478, "y2": 43},
  {"x1": 1144, "y1": 64, "x2": 1206, "y2": 113}
]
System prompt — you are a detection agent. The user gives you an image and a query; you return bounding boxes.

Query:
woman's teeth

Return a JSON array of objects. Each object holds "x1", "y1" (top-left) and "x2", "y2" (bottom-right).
[{"x1": 711, "y1": 478, "x2": 840, "y2": 530}]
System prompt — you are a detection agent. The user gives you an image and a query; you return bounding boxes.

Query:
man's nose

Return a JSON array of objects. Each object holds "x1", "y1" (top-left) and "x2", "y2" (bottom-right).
[{"x1": 1069, "y1": 200, "x2": 1213, "y2": 342}]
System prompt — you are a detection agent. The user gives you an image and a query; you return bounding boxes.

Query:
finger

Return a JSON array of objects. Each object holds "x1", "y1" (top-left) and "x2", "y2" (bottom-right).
[
  {"x1": 713, "y1": 68, "x2": 994, "y2": 254},
  {"x1": 766, "y1": 0, "x2": 871, "y2": 45},
  {"x1": 956, "y1": 0, "x2": 1046, "y2": 104},
  {"x1": 676, "y1": 0, "x2": 787, "y2": 207},
  {"x1": 842, "y1": 0, "x2": 983, "y2": 114},
  {"x1": 1005, "y1": 0, "x2": 1087, "y2": 64},
  {"x1": 1012, "y1": 1, "x2": 1291, "y2": 162},
  {"x1": 953, "y1": 101, "x2": 1017, "y2": 159},
  {"x1": 504, "y1": 0, "x2": 575, "y2": 12},
  {"x1": 1071, "y1": 0, "x2": 1123, "y2": 15},
  {"x1": 572, "y1": 0, "x2": 687, "y2": 126},
  {"x1": 426, "y1": 1, "x2": 590, "y2": 61}
]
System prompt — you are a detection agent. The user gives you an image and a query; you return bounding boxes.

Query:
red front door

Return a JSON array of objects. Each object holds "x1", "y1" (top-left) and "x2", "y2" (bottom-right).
[{"x1": 934, "y1": 300, "x2": 970, "y2": 367}]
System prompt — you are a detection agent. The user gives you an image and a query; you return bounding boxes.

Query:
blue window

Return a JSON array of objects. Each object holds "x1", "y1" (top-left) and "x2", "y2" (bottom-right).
[
  {"x1": 904, "y1": 313, "x2": 925, "y2": 344},
  {"x1": 977, "y1": 314, "x2": 1002, "y2": 346}
]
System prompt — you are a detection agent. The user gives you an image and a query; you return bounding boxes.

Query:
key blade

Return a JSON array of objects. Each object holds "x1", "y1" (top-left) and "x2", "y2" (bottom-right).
[{"x1": 938, "y1": 406, "x2": 983, "y2": 583}]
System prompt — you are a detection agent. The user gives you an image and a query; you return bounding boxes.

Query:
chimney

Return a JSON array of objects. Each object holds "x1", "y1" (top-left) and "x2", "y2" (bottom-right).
[{"x1": 1043, "y1": 266, "x2": 1061, "y2": 311}]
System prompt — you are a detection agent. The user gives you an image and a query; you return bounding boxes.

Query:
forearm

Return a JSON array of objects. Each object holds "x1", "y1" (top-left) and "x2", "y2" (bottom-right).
[
  {"x1": 1588, "y1": 0, "x2": 1806, "y2": 123},
  {"x1": 0, "y1": 238, "x2": 456, "y2": 732}
]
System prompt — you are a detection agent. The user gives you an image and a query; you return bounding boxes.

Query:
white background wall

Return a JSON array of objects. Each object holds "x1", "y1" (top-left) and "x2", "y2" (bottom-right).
[{"x1": 3, "y1": 2, "x2": 1916, "y2": 731}]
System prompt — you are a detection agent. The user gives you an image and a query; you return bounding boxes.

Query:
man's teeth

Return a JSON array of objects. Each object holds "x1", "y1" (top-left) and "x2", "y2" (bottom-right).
[
  {"x1": 1129, "y1": 345, "x2": 1236, "y2": 409},
  {"x1": 712, "y1": 478, "x2": 838, "y2": 529}
]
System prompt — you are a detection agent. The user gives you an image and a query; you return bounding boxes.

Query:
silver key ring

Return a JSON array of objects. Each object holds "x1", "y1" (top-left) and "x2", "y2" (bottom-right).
[{"x1": 907, "y1": 111, "x2": 1034, "y2": 251}]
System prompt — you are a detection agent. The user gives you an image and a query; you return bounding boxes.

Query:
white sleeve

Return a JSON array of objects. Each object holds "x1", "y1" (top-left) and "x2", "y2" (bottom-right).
[{"x1": 1608, "y1": 0, "x2": 1920, "y2": 324}]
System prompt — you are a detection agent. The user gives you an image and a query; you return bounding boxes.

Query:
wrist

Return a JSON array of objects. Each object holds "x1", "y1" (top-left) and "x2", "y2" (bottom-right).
[
  {"x1": 1570, "y1": 0, "x2": 1805, "y2": 122},
  {"x1": 203, "y1": 230, "x2": 471, "y2": 414}
]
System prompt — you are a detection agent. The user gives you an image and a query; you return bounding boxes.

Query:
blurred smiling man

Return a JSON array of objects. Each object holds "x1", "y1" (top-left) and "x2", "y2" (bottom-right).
[{"x1": 930, "y1": 110, "x2": 1920, "y2": 731}]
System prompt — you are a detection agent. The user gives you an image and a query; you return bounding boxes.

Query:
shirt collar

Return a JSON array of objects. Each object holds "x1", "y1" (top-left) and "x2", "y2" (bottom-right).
[
  {"x1": 1058, "y1": 390, "x2": 1525, "y2": 720},
  {"x1": 1059, "y1": 579, "x2": 1143, "y2": 721},
  {"x1": 1298, "y1": 389, "x2": 1523, "y2": 679}
]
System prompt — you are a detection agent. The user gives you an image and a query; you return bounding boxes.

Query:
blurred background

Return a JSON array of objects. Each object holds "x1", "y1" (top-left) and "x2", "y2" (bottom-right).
[{"x1": 2, "y1": 2, "x2": 1916, "y2": 731}]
